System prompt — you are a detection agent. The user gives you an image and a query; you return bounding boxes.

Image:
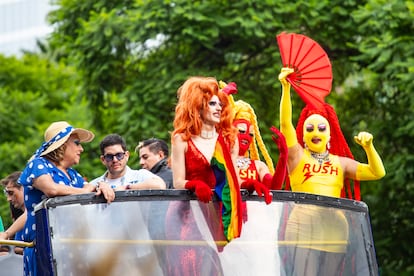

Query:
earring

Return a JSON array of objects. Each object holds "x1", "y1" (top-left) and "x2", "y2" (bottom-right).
[{"x1": 327, "y1": 142, "x2": 331, "y2": 150}]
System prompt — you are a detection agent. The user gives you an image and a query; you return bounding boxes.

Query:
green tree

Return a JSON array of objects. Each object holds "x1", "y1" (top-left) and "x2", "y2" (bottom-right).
[
  {"x1": 23, "y1": 0, "x2": 414, "y2": 273},
  {"x1": 0, "y1": 54, "x2": 97, "y2": 227},
  {"x1": 342, "y1": 1, "x2": 414, "y2": 274},
  {"x1": 47, "y1": 0, "x2": 365, "y2": 153}
]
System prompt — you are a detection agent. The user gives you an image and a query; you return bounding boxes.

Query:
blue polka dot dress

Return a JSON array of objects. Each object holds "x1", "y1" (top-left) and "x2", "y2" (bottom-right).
[{"x1": 19, "y1": 157, "x2": 86, "y2": 276}]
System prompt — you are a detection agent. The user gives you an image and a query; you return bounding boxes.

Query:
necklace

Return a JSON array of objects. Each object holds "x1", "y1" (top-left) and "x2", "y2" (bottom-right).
[
  {"x1": 200, "y1": 128, "x2": 216, "y2": 139},
  {"x1": 310, "y1": 150, "x2": 330, "y2": 165},
  {"x1": 237, "y1": 157, "x2": 251, "y2": 170}
]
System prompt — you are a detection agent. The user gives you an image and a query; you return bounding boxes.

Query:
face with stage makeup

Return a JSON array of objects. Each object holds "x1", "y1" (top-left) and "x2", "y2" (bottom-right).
[
  {"x1": 303, "y1": 114, "x2": 331, "y2": 153},
  {"x1": 201, "y1": 95, "x2": 223, "y2": 125},
  {"x1": 234, "y1": 119, "x2": 253, "y2": 156}
]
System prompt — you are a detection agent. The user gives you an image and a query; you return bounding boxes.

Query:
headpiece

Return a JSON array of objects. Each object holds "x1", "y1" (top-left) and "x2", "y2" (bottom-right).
[{"x1": 219, "y1": 81, "x2": 275, "y2": 174}]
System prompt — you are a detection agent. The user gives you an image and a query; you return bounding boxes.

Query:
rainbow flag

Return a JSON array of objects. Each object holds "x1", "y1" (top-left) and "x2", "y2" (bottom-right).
[{"x1": 211, "y1": 133, "x2": 242, "y2": 241}]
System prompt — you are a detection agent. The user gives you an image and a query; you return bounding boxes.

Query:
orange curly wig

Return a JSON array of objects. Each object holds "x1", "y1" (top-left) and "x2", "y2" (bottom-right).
[{"x1": 172, "y1": 76, "x2": 237, "y2": 147}]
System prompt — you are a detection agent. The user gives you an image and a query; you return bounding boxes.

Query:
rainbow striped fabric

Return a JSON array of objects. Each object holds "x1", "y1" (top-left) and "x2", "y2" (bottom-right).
[{"x1": 211, "y1": 133, "x2": 242, "y2": 241}]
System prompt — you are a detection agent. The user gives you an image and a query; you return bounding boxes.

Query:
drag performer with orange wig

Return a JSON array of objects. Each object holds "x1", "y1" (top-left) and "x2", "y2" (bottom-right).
[
  {"x1": 167, "y1": 76, "x2": 243, "y2": 276},
  {"x1": 278, "y1": 67, "x2": 385, "y2": 276},
  {"x1": 171, "y1": 77, "x2": 242, "y2": 240}
]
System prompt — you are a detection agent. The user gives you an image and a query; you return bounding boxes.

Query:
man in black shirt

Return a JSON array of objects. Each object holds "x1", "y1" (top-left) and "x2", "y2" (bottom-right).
[{"x1": 136, "y1": 138, "x2": 173, "y2": 189}]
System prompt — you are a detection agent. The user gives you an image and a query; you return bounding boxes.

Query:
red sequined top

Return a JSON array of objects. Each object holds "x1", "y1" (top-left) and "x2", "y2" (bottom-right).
[{"x1": 185, "y1": 139, "x2": 216, "y2": 188}]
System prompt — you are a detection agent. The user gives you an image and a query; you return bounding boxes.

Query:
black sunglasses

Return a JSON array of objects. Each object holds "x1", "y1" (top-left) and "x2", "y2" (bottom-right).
[{"x1": 103, "y1": 152, "x2": 126, "y2": 162}]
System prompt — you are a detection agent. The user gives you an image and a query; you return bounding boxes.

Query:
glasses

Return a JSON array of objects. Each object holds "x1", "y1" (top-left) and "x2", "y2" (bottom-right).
[
  {"x1": 73, "y1": 140, "x2": 81, "y2": 146},
  {"x1": 103, "y1": 152, "x2": 126, "y2": 162},
  {"x1": 3, "y1": 189, "x2": 14, "y2": 196}
]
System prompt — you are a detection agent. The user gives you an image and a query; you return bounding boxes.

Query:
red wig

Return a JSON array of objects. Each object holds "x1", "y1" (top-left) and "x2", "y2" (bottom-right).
[{"x1": 295, "y1": 103, "x2": 360, "y2": 200}]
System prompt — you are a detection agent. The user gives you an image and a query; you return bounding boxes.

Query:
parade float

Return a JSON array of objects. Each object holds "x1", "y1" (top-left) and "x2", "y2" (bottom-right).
[
  {"x1": 0, "y1": 33, "x2": 381, "y2": 275},
  {"x1": 0, "y1": 189, "x2": 378, "y2": 275}
]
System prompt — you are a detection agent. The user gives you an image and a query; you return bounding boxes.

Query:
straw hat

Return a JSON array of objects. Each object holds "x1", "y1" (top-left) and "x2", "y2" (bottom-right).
[{"x1": 40, "y1": 121, "x2": 94, "y2": 156}]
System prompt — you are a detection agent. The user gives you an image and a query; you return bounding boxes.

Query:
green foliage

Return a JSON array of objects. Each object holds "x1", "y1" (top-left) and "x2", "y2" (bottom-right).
[
  {"x1": 47, "y1": 0, "x2": 365, "y2": 151},
  {"x1": 0, "y1": 0, "x2": 412, "y2": 273},
  {"x1": 0, "y1": 54, "x2": 95, "y2": 226},
  {"x1": 345, "y1": 1, "x2": 414, "y2": 274},
  {"x1": 45, "y1": 3, "x2": 414, "y2": 273}
]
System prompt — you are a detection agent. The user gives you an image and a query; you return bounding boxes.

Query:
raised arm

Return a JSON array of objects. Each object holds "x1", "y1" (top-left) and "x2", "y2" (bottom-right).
[
  {"x1": 353, "y1": 132, "x2": 386, "y2": 180},
  {"x1": 268, "y1": 126, "x2": 288, "y2": 190},
  {"x1": 278, "y1": 68, "x2": 297, "y2": 148},
  {"x1": 278, "y1": 68, "x2": 303, "y2": 172}
]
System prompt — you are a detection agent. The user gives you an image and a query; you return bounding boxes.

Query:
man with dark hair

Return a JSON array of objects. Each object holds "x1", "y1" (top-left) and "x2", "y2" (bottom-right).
[
  {"x1": 91, "y1": 134, "x2": 166, "y2": 190},
  {"x1": 136, "y1": 138, "x2": 173, "y2": 189}
]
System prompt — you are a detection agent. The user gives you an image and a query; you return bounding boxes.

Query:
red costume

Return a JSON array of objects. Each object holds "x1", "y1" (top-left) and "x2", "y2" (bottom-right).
[
  {"x1": 239, "y1": 161, "x2": 260, "y2": 182},
  {"x1": 169, "y1": 76, "x2": 242, "y2": 275},
  {"x1": 185, "y1": 139, "x2": 216, "y2": 187},
  {"x1": 166, "y1": 135, "x2": 238, "y2": 276}
]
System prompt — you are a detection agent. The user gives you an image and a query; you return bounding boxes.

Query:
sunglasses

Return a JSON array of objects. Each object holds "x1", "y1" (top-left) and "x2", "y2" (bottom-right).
[{"x1": 103, "y1": 152, "x2": 126, "y2": 162}]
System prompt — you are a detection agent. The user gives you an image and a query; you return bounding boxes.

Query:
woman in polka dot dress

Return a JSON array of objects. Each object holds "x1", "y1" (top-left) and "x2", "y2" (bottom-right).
[{"x1": 18, "y1": 121, "x2": 115, "y2": 276}]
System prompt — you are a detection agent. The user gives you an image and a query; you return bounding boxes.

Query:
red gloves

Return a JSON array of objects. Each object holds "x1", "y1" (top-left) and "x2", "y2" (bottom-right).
[
  {"x1": 241, "y1": 179, "x2": 272, "y2": 204},
  {"x1": 269, "y1": 126, "x2": 288, "y2": 190},
  {"x1": 185, "y1": 180, "x2": 213, "y2": 203}
]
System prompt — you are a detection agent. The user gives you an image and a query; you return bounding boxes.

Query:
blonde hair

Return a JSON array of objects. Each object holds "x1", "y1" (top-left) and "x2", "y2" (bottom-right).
[
  {"x1": 219, "y1": 81, "x2": 274, "y2": 174},
  {"x1": 233, "y1": 100, "x2": 274, "y2": 174}
]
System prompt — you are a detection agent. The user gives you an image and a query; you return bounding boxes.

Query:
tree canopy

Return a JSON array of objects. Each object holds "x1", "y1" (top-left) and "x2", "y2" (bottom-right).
[{"x1": 0, "y1": 0, "x2": 413, "y2": 273}]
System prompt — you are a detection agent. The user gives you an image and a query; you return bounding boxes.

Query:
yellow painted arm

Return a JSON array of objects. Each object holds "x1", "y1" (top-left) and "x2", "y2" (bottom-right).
[
  {"x1": 278, "y1": 68, "x2": 297, "y2": 147},
  {"x1": 354, "y1": 132, "x2": 386, "y2": 180}
]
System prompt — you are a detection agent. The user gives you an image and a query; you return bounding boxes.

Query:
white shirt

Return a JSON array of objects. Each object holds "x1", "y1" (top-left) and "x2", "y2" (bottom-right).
[{"x1": 90, "y1": 166, "x2": 157, "y2": 189}]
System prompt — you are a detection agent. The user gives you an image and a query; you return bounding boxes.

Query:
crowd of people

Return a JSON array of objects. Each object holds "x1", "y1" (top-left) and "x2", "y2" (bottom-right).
[{"x1": 0, "y1": 71, "x2": 385, "y2": 275}]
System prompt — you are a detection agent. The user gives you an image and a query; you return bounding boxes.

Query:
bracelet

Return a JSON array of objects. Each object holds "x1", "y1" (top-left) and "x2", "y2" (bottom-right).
[{"x1": 126, "y1": 184, "x2": 131, "y2": 190}]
